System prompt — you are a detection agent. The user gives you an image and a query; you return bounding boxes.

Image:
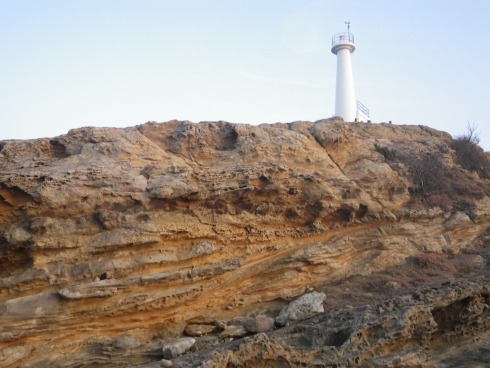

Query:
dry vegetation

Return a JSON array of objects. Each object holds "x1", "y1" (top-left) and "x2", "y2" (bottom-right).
[
  {"x1": 451, "y1": 123, "x2": 490, "y2": 179},
  {"x1": 376, "y1": 123, "x2": 490, "y2": 214},
  {"x1": 321, "y1": 247, "x2": 489, "y2": 312},
  {"x1": 323, "y1": 125, "x2": 490, "y2": 312}
]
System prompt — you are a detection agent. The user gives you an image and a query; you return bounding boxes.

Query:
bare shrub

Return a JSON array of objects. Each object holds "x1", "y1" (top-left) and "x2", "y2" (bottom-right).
[
  {"x1": 441, "y1": 169, "x2": 484, "y2": 212},
  {"x1": 384, "y1": 266, "x2": 421, "y2": 286},
  {"x1": 409, "y1": 154, "x2": 446, "y2": 200},
  {"x1": 451, "y1": 123, "x2": 490, "y2": 179},
  {"x1": 362, "y1": 275, "x2": 392, "y2": 292},
  {"x1": 319, "y1": 249, "x2": 490, "y2": 314},
  {"x1": 376, "y1": 123, "x2": 489, "y2": 212},
  {"x1": 393, "y1": 149, "x2": 487, "y2": 213},
  {"x1": 452, "y1": 255, "x2": 476, "y2": 274},
  {"x1": 374, "y1": 143, "x2": 395, "y2": 160},
  {"x1": 445, "y1": 170, "x2": 485, "y2": 197},
  {"x1": 427, "y1": 194, "x2": 452, "y2": 212},
  {"x1": 457, "y1": 122, "x2": 481, "y2": 145},
  {"x1": 417, "y1": 254, "x2": 457, "y2": 276}
]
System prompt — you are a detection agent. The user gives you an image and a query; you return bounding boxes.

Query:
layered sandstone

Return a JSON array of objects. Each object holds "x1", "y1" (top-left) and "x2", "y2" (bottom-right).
[{"x1": 1, "y1": 119, "x2": 489, "y2": 367}]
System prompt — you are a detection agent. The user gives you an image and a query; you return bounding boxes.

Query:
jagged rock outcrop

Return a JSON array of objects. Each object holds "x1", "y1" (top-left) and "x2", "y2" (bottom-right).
[
  {"x1": 172, "y1": 278, "x2": 490, "y2": 367},
  {"x1": 0, "y1": 118, "x2": 489, "y2": 367}
]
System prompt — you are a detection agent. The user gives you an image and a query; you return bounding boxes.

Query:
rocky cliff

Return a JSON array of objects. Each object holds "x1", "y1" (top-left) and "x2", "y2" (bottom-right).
[{"x1": 1, "y1": 119, "x2": 490, "y2": 367}]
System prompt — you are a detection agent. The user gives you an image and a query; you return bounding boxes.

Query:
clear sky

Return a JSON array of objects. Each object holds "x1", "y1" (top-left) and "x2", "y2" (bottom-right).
[{"x1": 1, "y1": 1, "x2": 490, "y2": 149}]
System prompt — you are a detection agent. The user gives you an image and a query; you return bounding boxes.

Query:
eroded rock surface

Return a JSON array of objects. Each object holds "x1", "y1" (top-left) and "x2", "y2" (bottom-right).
[
  {"x1": 162, "y1": 338, "x2": 196, "y2": 359},
  {"x1": 275, "y1": 291, "x2": 326, "y2": 326},
  {"x1": 173, "y1": 278, "x2": 490, "y2": 368},
  {"x1": 0, "y1": 119, "x2": 489, "y2": 367}
]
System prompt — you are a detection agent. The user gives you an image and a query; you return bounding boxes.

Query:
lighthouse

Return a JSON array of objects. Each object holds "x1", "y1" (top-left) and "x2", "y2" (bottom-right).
[{"x1": 331, "y1": 23, "x2": 369, "y2": 122}]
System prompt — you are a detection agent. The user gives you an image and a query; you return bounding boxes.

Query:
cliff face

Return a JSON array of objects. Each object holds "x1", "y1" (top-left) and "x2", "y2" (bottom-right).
[{"x1": 1, "y1": 119, "x2": 489, "y2": 367}]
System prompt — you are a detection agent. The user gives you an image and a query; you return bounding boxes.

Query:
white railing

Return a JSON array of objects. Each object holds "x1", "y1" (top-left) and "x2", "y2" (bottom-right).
[
  {"x1": 357, "y1": 100, "x2": 369, "y2": 117},
  {"x1": 332, "y1": 32, "x2": 354, "y2": 46}
]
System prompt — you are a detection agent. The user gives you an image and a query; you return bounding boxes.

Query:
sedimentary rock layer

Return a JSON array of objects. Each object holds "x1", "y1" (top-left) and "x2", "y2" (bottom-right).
[{"x1": 0, "y1": 119, "x2": 488, "y2": 367}]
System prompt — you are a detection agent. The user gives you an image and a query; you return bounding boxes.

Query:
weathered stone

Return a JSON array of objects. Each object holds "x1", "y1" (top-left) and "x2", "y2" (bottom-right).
[
  {"x1": 179, "y1": 241, "x2": 217, "y2": 260},
  {"x1": 0, "y1": 345, "x2": 32, "y2": 367},
  {"x1": 276, "y1": 292, "x2": 326, "y2": 326},
  {"x1": 184, "y1": 324, "x2": 216, "y2": 337},
  {"x1": 194, "y1": 335, "x2": 220, "y2": 350},
  {"x1": 214, "y1": 320, "x2": 227, "y2": 329},
  {"x1": 112, "y1": 337, "x2": 140, "y2": 350},
  {"x1": 58, "y1": 280, "x2": 118, "y2": 299},
  {"x1": 219, "y1": 325, "x2": 248, "y2": 338},
  {"x1": 162, "y1": 338, "x2": 195, "y2": 359},
  {"x1": 161, "y1": 359, "x2": 174, "y2": 367},
  {"x1": 244, "y1": 315, "x2": 275, "y2": 333}
]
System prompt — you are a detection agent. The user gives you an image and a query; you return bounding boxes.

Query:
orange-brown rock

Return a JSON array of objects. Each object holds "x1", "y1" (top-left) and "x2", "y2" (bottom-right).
[{"x1": 1, "y1": 119, "x2": 489, "y2": 367}]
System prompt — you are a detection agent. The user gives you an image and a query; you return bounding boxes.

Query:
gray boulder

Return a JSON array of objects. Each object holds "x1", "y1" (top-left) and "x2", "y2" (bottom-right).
[
  {"x1": 162, "y1": 337, "x2": 195, "y2": 359},
  {"x1": 184, "y1": 324, "x2": 216, "y2": 337},
  {"x1": 112, "y1": 337, "x2": 140, "y2": 350},
  {"x1": 244, "y1": 315, "x2": 275, "y2": 333},
  {"x1": 276, "y1": 292, "x2": 326, "y2": 326},
  {"x1": 161, "y1": 359, "x2": 174, "y2": 367},
  {"x1": 219, "y1": 325, "x2": 248, "y2": 338}
]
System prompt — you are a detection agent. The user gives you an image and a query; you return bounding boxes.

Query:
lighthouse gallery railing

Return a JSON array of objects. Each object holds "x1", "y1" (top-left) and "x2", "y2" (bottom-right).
[{"x1": 332, "y1": 32, "x2": 354, "y2": 46}]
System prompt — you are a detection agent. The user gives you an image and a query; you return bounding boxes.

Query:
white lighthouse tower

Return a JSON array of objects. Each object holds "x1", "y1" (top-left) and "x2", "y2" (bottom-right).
[{"x1": 331, "y1": 23, "x2": 369, "y2": 122}]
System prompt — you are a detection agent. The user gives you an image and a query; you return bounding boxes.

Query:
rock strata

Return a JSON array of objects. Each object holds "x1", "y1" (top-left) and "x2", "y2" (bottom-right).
[{"x1": 0, "y1": 118, "x2": 489, "y2": 367}]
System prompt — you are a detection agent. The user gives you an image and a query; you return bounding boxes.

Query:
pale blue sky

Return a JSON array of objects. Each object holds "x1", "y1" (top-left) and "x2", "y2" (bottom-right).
[{"x1": 1, "y1": 1, "x2": 490, "y2": 149}]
